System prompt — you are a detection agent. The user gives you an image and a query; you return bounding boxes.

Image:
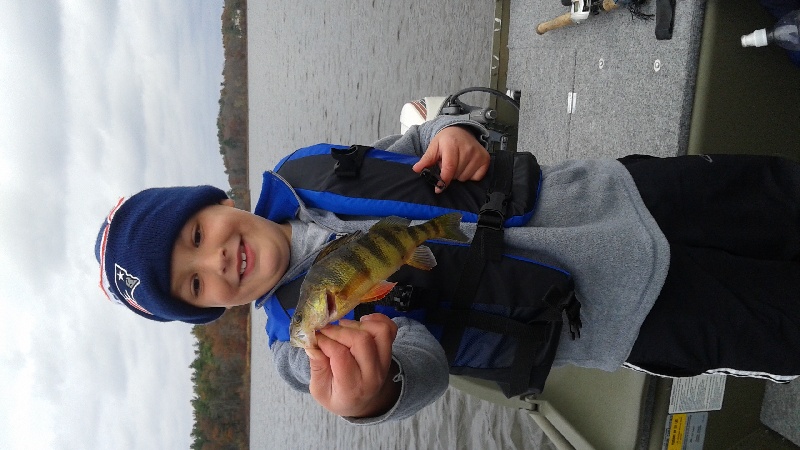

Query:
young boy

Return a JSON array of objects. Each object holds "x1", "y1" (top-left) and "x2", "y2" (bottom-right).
[{"x1": 96, "y1": 115, "x2": 800, "y2": 425}]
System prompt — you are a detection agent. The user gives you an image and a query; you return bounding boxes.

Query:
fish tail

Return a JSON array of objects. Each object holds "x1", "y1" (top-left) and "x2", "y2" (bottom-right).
[{"x1": 423, "y1": 212, "x2": 469, "y2": 242}]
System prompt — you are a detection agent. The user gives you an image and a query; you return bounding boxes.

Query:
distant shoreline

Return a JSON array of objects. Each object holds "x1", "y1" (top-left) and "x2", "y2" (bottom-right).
[
  {"x1": 218, "y1": 0, "x2": 250, "y2": 212},
  {"x1": 189, "y1": 1, "x2": 250, "y2": 449}
]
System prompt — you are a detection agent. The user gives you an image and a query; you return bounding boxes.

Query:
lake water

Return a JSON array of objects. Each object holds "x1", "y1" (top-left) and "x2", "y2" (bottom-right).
[{"x1": 247, "y1": 1, "x2": 553, "y2": 448}]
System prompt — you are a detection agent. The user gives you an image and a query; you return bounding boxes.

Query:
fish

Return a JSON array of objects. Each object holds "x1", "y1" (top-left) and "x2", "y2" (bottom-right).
[{"x1": 289, "y1": 212, "x2": 469, "y2": 348}]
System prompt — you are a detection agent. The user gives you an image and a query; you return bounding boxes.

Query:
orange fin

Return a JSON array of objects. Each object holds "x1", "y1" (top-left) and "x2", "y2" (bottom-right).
[
  {"x1": 360, "y1": 281, "x2": 397, "y2": 302},
  {"x1": 405, "y1": 245, "x2": 437, "y2": 270}
]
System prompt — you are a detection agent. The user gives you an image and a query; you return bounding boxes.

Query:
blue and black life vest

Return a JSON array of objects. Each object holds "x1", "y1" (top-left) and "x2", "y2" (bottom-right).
[{"x1": 257, "y1": 143, "x2": 581, "y2": 397}]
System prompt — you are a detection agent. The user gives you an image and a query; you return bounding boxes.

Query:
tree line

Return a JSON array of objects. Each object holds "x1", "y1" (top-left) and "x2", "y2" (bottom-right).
[{"x1": 191, "y1": 1, "x2": 250, "y2": 449}]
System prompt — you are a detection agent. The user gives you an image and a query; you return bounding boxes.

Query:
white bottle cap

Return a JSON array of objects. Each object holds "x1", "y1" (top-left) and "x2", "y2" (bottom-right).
[{"x1": 741, "y1": 29, "x2": 768, "y2": 47}]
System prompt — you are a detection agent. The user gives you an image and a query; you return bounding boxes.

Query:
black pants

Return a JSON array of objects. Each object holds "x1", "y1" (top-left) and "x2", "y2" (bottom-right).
[{"x1": 620, "y1": 154, "x2": 800, "y2": 381}]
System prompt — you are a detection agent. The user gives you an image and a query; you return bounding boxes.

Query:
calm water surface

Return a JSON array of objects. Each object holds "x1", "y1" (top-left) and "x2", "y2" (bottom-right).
[{"x1": 248, "y1": 2, "x2": 553, "y2": 448}]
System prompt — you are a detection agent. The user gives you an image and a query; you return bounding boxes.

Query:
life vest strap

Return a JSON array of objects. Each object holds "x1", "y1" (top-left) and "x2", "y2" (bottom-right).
[
  {"x1": 427, "y1": 308, "x2": 555, "y2": 396},
  {"x1": 442, "y1": 148, "x2": 516, "y2": 365},
  {"x1": 331, "y1": 145, "x2": 370, "y2": 178}
]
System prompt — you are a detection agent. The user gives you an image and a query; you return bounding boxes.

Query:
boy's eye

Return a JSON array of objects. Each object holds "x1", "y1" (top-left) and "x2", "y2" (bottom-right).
[
  {"x1": 193, "y1": 227, "x2": 202, "y2": 247},
  {"x1": 191, "y1": 275, "x2": 201, "y2": 297}
]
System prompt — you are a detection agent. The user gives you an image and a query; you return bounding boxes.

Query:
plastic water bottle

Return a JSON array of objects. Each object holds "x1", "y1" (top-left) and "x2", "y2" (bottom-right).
[{"x1": 741, "y1": 9, "x2": 800, "y2": 51}]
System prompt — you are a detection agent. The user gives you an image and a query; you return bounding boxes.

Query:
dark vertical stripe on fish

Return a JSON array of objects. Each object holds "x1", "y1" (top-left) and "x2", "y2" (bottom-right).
[
  {"x1": 407, "y1": 225, "x2": 422, "y2": 243},
  {"x1": 345, "y1": 245, "x2": 372, "y2": 278},
  {"x1": 420, "y1": 222, "x2": 437, "y2": 238},
  {"x1": 374, "y1": 227, "x2": 408, "y2": 256},
  {"x1": 360, "y1": 233, "x2": 393, "y2": 267},
  {"x1": 429, "y1": 220, "x2": 443, "y2": 236}
]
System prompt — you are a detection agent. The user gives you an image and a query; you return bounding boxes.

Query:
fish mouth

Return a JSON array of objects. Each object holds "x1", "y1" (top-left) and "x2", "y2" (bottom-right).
[
  {"x1": 326, "y1": 290, "x2": 337, "y2": 318},
  {"x1": 290, "y1": 329, "x2": 316, "y2": 349}
]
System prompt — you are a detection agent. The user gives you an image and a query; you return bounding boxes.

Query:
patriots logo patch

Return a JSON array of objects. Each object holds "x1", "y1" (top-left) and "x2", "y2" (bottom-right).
[{"x1": 113, "y1": 264, "x2": 152, "y2": 315}]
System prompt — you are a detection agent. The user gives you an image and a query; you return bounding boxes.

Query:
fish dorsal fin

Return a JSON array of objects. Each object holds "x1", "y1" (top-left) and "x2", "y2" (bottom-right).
[
  {"x1": 406, "y1": 245, "x2": 437, "y2": 271},
  {"x1": 313, "y1": 231, "x2": 364, "y2": 264},
  {"x1": 370, "y1": 215, "x2": 411, "y2": 231}
]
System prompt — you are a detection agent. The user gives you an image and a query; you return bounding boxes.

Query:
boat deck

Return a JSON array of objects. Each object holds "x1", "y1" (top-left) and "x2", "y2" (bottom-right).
[{"x1": 468, "y1": 0, "x2": 800, "y2": 447}]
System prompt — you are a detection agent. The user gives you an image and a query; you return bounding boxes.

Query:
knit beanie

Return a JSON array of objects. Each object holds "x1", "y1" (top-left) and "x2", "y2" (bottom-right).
[{"x1": 95, "y1": 186, "x2": 229, "y2": 324}]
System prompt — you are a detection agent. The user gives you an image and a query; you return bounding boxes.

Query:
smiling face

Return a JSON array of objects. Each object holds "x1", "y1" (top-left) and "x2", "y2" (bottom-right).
[{"x1": 170, "y1": 199, "x2": 292, "y2": 309}]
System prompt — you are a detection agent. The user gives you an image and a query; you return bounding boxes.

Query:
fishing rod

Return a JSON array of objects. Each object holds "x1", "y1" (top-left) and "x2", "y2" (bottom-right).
[{"x1": 536, "y1": 0, "x2": 659, "y2": 37}]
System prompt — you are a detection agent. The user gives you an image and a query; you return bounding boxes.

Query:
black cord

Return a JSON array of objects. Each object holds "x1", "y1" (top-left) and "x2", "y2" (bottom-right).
[{"x1": 447, "y1": 87, "x2": 521, "y2": 111}]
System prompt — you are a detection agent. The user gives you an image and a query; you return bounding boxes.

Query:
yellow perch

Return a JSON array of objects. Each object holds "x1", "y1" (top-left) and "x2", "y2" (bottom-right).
[{"x1": 289, "y1": 212, "x2": 468, "y2": 348}]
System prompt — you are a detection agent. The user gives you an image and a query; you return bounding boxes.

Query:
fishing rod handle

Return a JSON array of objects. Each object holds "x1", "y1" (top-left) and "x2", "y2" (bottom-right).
[
  {"x1": 536, "y1": 0, "x2": 620, "y2": 35},
  {"x1": 536, "y1": 11, "x2": 573, "y2": 35}
]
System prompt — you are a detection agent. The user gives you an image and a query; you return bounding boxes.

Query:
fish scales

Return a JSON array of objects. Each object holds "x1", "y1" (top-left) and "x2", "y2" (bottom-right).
[
  {"x1": 323, "y1": 249, "x2": 369, "y2": 298},
  {"x1": 371, "y1": 227, "x2": 408, "y2": 259},
  {"x1": 357, "y1": 233, "x2": 395, "y2": 269},
  {"x1": 289, "y1": 212, "x2": 469, "y2": 348},
  {"x1": 341, "y1": 232, "x2": 410, "y2": 297},
  {"x1": 406, "y1": 224, "x2": 423, "y2": 243}
]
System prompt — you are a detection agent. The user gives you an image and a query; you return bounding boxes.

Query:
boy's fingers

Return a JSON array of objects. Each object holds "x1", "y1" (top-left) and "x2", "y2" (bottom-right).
[
  {"x1": 322, "y1": 315, "x2": 397, "y2": 347},
  {"x1": 316, "y1": 333, "x2": 360, "y2": 377},
  {"x1": 318, "y1": 324, "x2": 380, "y2": 358},
  {"x1": 412, "y1": 142, "x2": 440, "y2": 173},
  {"x1": 334, "y1": 318, "x2": 361, "y2": 329},
  {"x1": 353, "y1": 316, "x2": 396, "y2": 377},
  {"x1": 304, "y1": 345, "x2": 325, "y2": 362},
  {"x1": 317, "y1": 332, "x2": 383, "y2": 396},
  {"x1": 470, "y1": 161, "x2": 490, "y2": 181},
  {"x1": 318, "y1": 319, "x2": 395, "y2": 380},
  {"x1": 359, "y1": 313, "x2": 398, "y2": 342},
  {"x1": 306, "y1": 344, "x2": 332, "y2": 381},
  {"x1": 459, "y1": 157, "x2": 488, "y2": 182},
  {"x1": 437, "y1": 149, "x2": 458, "y2": 189}
]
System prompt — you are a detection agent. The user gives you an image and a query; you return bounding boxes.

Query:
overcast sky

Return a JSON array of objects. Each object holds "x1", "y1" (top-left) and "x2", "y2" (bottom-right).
[{"x1": 0, "y1": 1, "x2": 229, "y2": 448}]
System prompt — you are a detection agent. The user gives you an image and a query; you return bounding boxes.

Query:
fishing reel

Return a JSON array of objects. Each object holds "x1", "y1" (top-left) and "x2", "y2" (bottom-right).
[{"x1": 560, "y1": 0, "x2": 605, "y2": 23}]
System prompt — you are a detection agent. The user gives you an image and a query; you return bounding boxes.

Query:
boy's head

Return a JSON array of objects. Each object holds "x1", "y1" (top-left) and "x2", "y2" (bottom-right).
[{"x1": 95, "y1": 186, "x2": 229, "y2": 324}]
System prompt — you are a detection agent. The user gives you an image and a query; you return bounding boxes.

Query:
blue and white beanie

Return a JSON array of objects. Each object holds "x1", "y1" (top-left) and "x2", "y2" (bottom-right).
[{"x1": 95, "y1": 186, "x2": 228, "y2": 324}]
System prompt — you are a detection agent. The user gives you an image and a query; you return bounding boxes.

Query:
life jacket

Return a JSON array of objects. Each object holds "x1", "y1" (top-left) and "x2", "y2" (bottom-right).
[{"x1": 256, "y1": 143, "x2": 581, "y2": 397}]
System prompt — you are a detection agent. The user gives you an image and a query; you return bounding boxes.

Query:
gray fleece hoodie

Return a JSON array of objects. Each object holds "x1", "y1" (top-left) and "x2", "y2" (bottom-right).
[{"x1": 258, "y1": 115, "x2": 670, "y2": 425}]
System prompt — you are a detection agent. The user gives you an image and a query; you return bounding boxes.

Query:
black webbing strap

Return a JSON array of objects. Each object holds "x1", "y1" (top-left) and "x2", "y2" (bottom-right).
[
  {"x1": 332, "y1": 145, "x2": 370, "y2": 178},
  {"x1": 439, "y1": 147, "x2": 516, "y2": 365},
  {"x1": 428, "y1": 308, "x2": 550, "y2": 395}
]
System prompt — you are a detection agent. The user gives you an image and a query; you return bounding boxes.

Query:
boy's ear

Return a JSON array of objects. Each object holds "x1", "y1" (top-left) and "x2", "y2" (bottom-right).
[{"x1": 220, "y1": 198, "x2": 235, "y2": 207}]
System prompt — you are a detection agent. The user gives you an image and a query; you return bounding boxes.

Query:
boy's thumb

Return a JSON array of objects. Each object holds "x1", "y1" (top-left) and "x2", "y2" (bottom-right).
[
  {"x1": 305, "y1": 347, "x2": 331, "y2": 376},
  {"x1": 305, "y1": 347, "x2": 322, "y2": 363},
  {"x1": 305, "y1": 347, "x2": 334, "y2": 402}
]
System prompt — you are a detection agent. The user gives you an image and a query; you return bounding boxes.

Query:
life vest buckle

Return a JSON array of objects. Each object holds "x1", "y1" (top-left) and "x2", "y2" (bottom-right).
[
  {"x1": 331, "y1": 145, "x2": 370, "y2": 178},
  {"x1": 564, "y1": 293, "x2": 583, "y2": 340},
  {"x1": 478, "y1": 191, "x2": 509, "y2": 230},
  {"x1": 388, "y1": 284, "x2": 415, "y2": 311},
  {"x1": 419, "y1": 167, "x2": 447, "y2": 190}
]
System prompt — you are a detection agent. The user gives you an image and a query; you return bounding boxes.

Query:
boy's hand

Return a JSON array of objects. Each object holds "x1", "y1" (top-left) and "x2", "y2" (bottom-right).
[
  {"x1": 305, "y1": 313, "x2": 401, "y2": 418},
  {"x1": 412, "y1": 125, "x2": 490, "y2": 193}
]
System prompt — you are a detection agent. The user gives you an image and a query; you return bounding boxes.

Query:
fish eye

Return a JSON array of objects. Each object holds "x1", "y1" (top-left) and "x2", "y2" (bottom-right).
[{"x1": 292, "y1": 313, "x2": 302, "y2": 323}]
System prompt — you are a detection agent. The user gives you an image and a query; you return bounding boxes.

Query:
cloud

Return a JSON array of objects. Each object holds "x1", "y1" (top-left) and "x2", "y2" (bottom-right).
[
  {"x1": 0, "y1": 1, "x2": 69, "y2": 278},
  {"x1": 1, "y1": 1, "x2": 227, "y2": 448}
]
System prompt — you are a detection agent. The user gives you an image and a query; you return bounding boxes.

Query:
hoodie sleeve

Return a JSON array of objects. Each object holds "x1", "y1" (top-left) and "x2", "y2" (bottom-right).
[
  {"x1": 271, "y1": 316, "x2": 450, "y2": 425},
  {"x1": 372, "y1": 115, "x2": 490, "y2": 157}
]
